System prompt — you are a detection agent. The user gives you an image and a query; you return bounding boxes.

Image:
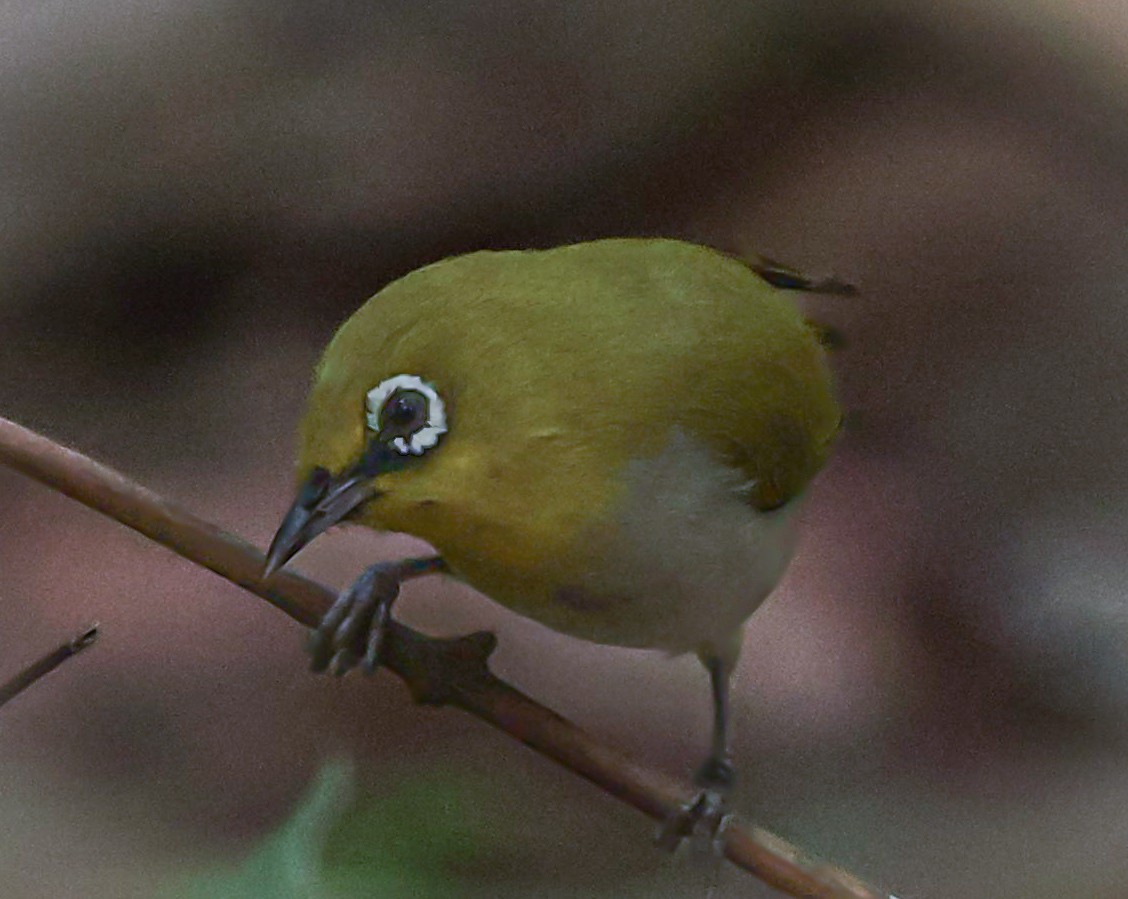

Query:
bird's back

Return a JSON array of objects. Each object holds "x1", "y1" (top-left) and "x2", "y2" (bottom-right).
[{"x1": 351, "y1": 238, "x2": 838, "y2": 507}]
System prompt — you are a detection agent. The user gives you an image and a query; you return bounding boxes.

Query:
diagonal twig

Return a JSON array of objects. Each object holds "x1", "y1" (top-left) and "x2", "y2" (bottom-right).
[
  {"x1": 0, "y1": 414, "x2": 894, "y2": 899},
  {"x1": 0, "y1": 623, "x2": 100, "y2": 709}
]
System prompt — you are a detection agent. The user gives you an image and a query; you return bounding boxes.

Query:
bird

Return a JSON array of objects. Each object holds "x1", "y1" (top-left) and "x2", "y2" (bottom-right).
[{"x1": 264, "y1": 237, "x2": 844, "y2": 847}]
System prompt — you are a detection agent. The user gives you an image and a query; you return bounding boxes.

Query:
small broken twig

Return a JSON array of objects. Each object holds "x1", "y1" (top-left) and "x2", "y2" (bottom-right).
[{"x1": 0, "y1": 623, "x2": 100, "y2": 709}]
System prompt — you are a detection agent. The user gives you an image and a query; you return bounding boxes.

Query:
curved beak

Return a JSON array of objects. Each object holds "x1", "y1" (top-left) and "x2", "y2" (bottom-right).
[{"x1": 263, "y1": 466, "x2": 379, "y2": 577}]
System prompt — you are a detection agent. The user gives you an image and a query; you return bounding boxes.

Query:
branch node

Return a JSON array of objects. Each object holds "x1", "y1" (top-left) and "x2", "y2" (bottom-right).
[{"x1": 386, "y1": 626, "x2": 498, "y2": 706}]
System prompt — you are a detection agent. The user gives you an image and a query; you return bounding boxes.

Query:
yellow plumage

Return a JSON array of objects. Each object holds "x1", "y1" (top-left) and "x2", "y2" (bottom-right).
[{"x1": 298, "y1": 239, "x2": 836, "y2": 645}]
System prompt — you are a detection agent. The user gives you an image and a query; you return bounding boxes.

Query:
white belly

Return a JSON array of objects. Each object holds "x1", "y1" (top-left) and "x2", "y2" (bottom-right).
[{"x1": 549, "y1": 429, "x2": 802, "y2": 665}]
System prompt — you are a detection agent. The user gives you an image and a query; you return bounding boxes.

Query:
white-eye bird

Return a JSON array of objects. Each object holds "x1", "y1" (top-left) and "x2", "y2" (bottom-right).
[{"x1": 265, "y1": 237, "x2": 843, "y2": 845}]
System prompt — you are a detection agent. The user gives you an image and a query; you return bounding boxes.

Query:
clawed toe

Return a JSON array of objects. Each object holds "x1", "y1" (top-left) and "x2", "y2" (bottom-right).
[
  {"x1": 327, "y1": 648, "x2": 359, "y2": 677},
  {"x1": 656, "y1": 752, "x2": 736, "y2": 853},
  {"x1": 655, "y1": 788, "x2": 731, "y2": 853},
  {"x1": 362, "y1": 614, "x2": 387, "y2": 672},
  {"x1": 308, "y1": 562, "x2": 403, "y2": 675}
]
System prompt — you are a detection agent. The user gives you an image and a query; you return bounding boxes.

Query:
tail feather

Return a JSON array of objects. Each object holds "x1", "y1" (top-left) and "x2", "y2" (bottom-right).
[{"x1": 746, "y1": 254, "x2": 858, "y2": 296}]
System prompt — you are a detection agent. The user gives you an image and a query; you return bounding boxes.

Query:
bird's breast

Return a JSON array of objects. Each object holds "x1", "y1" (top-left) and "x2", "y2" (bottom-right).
[{"x1": 411, "y1": 428, "x2": 803, "y2": 661}]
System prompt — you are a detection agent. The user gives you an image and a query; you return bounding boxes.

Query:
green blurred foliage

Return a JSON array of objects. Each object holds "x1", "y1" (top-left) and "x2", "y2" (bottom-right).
[
  {"x1": 174, "y1": 760, "x2": 361, "y2": 899},
  {"x1": 171, "y1": 759, "x2": 648, "y2": 899}
]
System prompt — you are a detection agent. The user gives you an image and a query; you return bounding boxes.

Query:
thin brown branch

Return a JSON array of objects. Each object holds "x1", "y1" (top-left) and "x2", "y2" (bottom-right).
[
  {"x1": 0, "y1": 414, "x2": 892, "y2": 899},
  {"x1": 0, "y1": 623, "x2": 100, "y2": 709}
]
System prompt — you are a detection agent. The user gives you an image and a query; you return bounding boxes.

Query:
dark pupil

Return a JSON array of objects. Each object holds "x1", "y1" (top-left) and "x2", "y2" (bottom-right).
[{"x1": 382, "y1": 390, "x2": 426, "y2": 432}]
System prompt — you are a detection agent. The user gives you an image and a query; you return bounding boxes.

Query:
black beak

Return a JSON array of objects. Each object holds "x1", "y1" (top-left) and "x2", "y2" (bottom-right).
[{"x1": 263, "y1": 465, "x2": 379, "y2": 578}]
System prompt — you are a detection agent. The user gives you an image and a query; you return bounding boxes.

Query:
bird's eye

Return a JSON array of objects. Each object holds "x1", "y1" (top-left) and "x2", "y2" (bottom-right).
[
  {"x1": 365, "y1": 374, "x2": 448, "y2": 456},
  {"x1": 380, "y1": 389, "x2": 428, "y2": 434}
]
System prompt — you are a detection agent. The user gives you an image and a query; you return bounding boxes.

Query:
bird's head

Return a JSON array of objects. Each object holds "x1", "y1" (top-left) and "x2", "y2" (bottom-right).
[
  {"x1": 261, "y1": 247, "x2": 582, "y2": 579},
  {"x1": 264, "y1": 306, "x2": 453, "y2": 577}
]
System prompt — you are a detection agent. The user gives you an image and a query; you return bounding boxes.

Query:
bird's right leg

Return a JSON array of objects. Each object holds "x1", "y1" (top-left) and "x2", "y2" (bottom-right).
[
  {"x1": 656, "y1": 653, "x2": 735, "y2": 852},
  {"x1": 308, "y1": 556, "x2": 446, "y2": 676}
]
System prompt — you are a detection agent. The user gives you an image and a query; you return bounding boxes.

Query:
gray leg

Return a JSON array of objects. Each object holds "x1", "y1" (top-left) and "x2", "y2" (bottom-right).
[
  {"x1": 308, "y1": 556, "x2": 445, "y2": 676},
  {"x1": 697, "y1": 655, "x2": 736, "y2": 791},
  {"x1": 656, "y1": 654, "x2": 735, "y2": 852}
]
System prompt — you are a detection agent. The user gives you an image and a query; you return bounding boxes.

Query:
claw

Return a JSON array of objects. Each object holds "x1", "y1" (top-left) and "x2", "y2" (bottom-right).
[
  {"x1": 309, "y1": 592, "x2": 353, "y2": 672},
  {"x1": 362, "y1": 601, "x2": 390, "y2": 673},
  {"x1": 328, "y1": 649, "x2": 357, "y2": 677},
  {"x1": 655, "y1": 788, "x2": 730, "y2": 853},
  {"x1": 334, "y1": 593, "x2": 372, "y2": 651},
  {"x1": 308, "y1": 560, "x2": 410, "y2": 677},
  {"x1": 657, "y1": 752, "x2": 736, "y2": 853}
]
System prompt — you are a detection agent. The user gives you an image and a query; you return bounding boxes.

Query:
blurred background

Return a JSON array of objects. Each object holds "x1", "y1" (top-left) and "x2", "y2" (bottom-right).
[{"x1": 1, "y1": 0, "x2": 1127, "y2": 896}]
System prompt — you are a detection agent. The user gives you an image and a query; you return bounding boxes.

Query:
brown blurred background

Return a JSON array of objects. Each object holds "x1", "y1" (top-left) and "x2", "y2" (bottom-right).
[{"x1": 2, "y1": 1, "x2": 1127, "y2": 896}]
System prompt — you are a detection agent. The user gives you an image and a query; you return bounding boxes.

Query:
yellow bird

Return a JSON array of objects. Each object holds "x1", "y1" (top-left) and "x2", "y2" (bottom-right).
[{"x1": 265, "y1": 238, "x2": 843, "y2": 845}]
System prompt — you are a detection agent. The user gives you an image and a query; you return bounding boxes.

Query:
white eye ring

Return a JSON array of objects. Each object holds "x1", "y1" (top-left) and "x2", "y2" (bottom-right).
[{"x1": 365, "y1": 374, "x2": 447, "y2": 456}]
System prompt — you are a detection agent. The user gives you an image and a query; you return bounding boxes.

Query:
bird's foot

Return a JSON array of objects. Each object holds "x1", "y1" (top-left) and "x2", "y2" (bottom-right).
[
  {"x1": 308, "y1": 561, "x2": 406, "y2": 676},
  {"x1": 655, "y1": 756, "x2": 735, "y2": 854},
  {"x1": 655, "y1": 789, "x2": 732, "y2": 854}
]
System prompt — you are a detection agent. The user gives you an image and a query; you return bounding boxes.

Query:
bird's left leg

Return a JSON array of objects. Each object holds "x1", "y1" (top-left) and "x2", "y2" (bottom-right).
[
  {"x1": 656, "y1": 653, "x2": 735, "y2": 852},
  {"x1": 308, "y1": 556, "x2": 446, "y2": 676}
]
